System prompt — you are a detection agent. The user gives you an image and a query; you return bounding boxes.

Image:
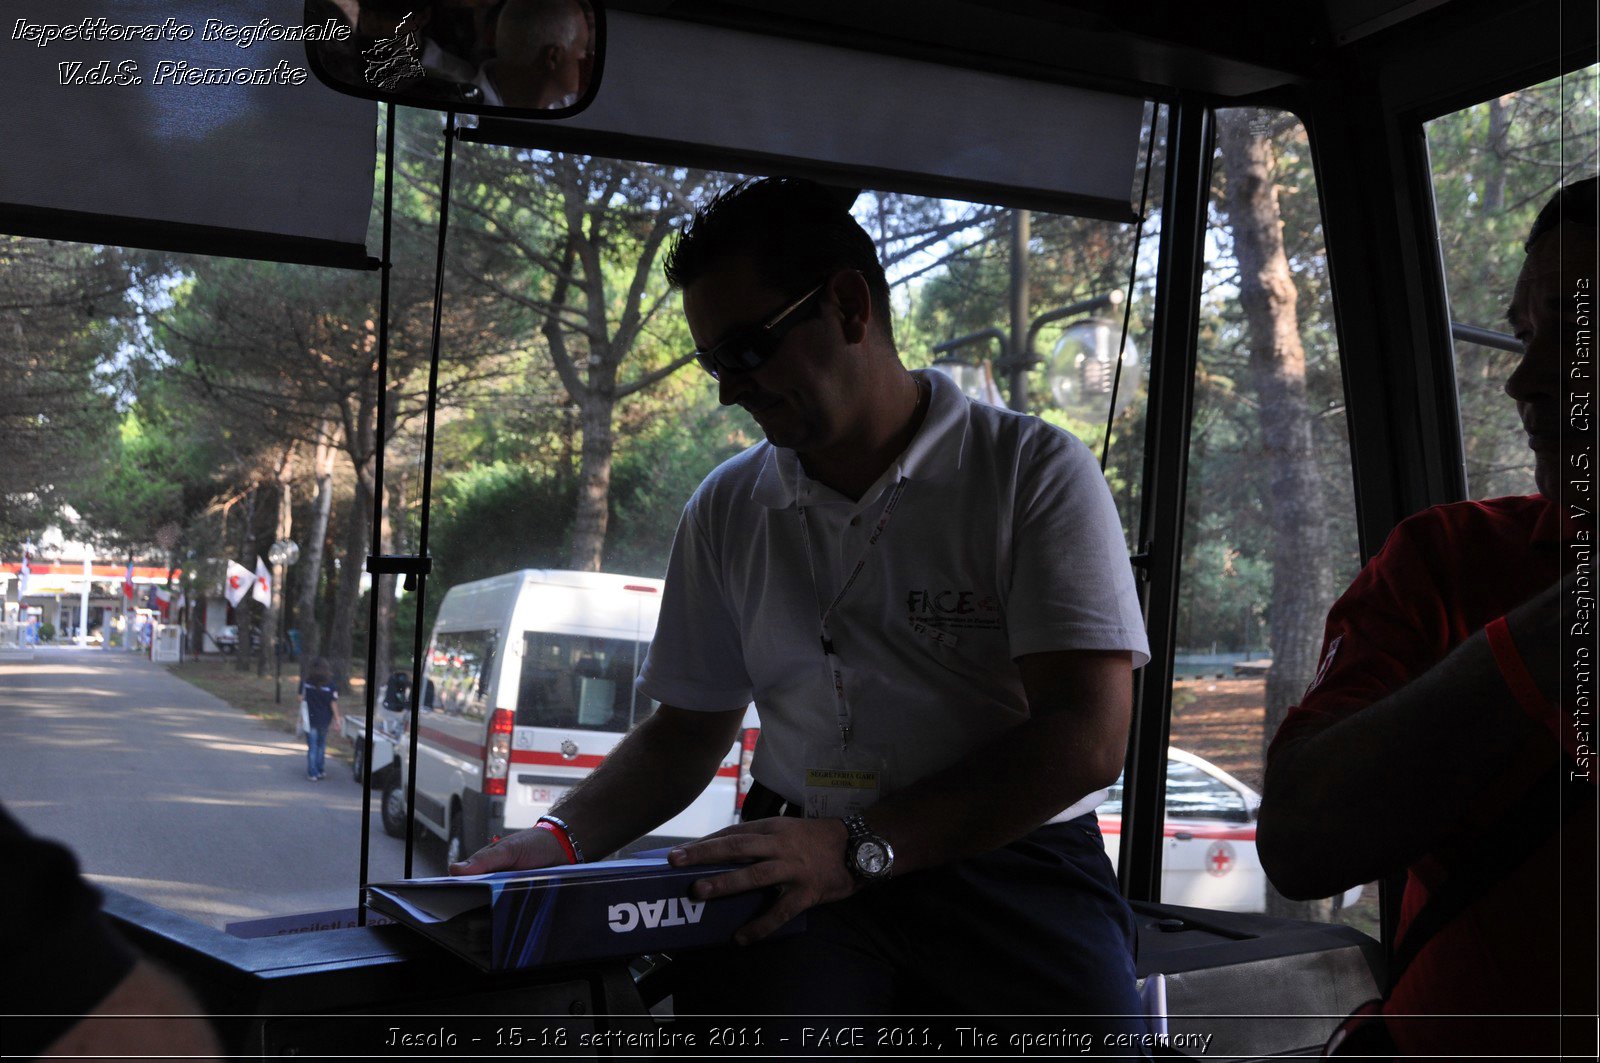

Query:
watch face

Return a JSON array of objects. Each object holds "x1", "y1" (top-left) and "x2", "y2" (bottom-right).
[{"x1": 856, "y1": 841, "x2": 889, "y2": 876}]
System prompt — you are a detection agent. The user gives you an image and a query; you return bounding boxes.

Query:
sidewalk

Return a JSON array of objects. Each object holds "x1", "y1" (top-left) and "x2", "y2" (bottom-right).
[{"x1": 0, "y1": 645, "x2": 408, "y2": 929}]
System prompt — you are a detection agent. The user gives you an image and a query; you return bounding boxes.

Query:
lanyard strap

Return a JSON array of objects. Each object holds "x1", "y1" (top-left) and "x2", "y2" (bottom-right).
[{"x1": 796, "y1": 477, "x2": 909, "y2": 746}]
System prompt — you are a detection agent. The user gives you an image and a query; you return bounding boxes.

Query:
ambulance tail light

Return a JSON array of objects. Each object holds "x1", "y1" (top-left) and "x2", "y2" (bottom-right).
[
  {"x1": 485, "y1": 709, "x2": 514, "y2": 796},
  {"x1": 734, "y1": 727, "x2": 760, "y2": 812}
]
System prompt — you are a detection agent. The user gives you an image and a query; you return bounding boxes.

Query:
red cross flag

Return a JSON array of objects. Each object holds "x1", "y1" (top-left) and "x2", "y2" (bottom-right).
[
  {"x1": 224, "y1": 560, "x2": 253, "y2": 607},
  {"x1": 253, "y1": 556, "x2": 272, "y2": 606}
]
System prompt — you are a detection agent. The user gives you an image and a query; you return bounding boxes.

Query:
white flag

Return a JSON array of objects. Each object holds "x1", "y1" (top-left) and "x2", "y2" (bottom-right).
[
  {"x1": 17, "y1": 538, "x2": 31, "y2": 597},
  {"x1": 224, "y1": 560, "x2": 252, "y2": 607},
  {"x1": 253, "y1": 556, "x2": 272, "y2": 606}
]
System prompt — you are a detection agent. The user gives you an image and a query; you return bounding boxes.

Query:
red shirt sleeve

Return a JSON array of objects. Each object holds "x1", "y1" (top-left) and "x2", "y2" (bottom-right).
[{"x1": 1268, "y1": 512, "x2": 1456, "y2": 758}]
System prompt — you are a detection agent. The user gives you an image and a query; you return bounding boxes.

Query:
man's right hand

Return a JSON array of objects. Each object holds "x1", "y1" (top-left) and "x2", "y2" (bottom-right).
[
  {"x1": 449, "y1": 826, "x2": 572, "y2": 875},
  {"x1": 447, "y1": 705, "x2": 747, "y2": 876}
]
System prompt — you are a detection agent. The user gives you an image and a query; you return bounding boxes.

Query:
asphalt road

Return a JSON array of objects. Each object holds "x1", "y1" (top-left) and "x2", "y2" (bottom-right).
[{"x1": 0, "y1": 645, "x2": 431, "y2": 932}]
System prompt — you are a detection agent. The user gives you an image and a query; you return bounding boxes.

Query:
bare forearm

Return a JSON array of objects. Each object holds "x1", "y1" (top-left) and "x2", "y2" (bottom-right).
[
  {"x1": 1260, "y1": 626, "x2": 1543, "y2": 898},
  {"x1": 452, "y1": 705, "x2": 745, "y2": 874},
  {"x1": 548, "y1": 706, "x2": 742, "y2": 858},
  {"x1": 47, "y1": 959, "x2": 222, "y2": 1060},
  {"x1": 871, "y1": 711, "x2": 1123, "y2": 877},
  {"x1": 867, "y1": 651, "x2": 1129, "y2": 877},
  {"x1": 669, "y1": 652, "x2": 1131, "y2": 942}
]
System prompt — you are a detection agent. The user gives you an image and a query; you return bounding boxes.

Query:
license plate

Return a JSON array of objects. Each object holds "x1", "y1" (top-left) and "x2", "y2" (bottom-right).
[{"x1": 523, "y1": 786, "x2": 567, "y2": 805}]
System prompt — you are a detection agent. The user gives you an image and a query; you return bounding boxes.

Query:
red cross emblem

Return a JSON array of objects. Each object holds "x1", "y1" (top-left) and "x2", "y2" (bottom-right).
[{"x1": 1205, "y1": 840, "x2": 1235, "y2": 877}]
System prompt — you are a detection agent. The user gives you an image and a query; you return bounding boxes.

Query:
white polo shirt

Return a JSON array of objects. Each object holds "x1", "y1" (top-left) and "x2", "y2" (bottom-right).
[{"x1": 638, "y1": 369, "x2": 1149, "y2": 821}]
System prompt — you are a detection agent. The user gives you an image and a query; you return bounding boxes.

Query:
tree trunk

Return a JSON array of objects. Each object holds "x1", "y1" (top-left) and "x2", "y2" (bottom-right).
[
  {"x1": 1484, "y1": 95, "x2": 1511, "y2": 213},
  {"x1": 295, "y1": 423, "x2": 337, "y2": 677},
  {"x1": 187, "y1": 577, "x2": 205, "y2": 658},
  {"x1": 1218, "y1": 111, "x2": 1334, "y2": 921},
  {"x1": 567, "y1": 390, "x2": 616, "y2": 572},
  {"x1": 319, "y1": 521, "x2": 341, "y2": 658},
  {"x1": 329, "y1": 382, "x2": 378, "y2": 691}
]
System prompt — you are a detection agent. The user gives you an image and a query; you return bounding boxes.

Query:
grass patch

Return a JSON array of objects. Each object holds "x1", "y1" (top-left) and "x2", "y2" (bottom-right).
[{"x1": 165, "y1": 657, "x2": 365, "y2": 757}]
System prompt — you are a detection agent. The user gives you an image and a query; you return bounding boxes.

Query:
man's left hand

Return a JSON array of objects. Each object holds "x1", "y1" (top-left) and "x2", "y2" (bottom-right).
[{"x1": 668, "y1": 817, "x2": 855, "y2": 944}]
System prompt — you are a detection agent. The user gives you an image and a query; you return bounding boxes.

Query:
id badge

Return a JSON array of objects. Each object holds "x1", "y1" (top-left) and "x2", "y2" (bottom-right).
[{"x1": 801, "y1": 741, "x2": 889, "y2": 819}]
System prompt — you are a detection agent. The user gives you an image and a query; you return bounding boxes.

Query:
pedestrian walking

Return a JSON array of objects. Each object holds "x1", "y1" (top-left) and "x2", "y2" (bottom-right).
[{"x1": 299, "y1": 658, "x2": 343, "y2": 781}]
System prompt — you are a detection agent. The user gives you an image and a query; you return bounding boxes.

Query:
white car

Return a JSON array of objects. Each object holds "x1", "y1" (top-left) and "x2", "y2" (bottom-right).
[{"x1": 1096, "y1": 748, "x2": 1364, "y2": 913}]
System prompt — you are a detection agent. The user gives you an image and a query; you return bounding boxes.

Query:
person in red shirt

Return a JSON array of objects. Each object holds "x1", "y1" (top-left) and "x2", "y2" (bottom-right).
[{"x1": 1259, "y1": 177, "x2": 1597, "y2": 1057}]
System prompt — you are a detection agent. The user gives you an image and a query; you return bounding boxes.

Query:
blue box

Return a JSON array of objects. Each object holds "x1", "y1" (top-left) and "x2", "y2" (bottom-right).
[{"x1": 367, "y1": 856, "x2": 799, "y2": 971}]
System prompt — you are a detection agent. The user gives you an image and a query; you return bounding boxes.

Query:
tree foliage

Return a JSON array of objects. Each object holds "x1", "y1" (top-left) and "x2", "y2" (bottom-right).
[
  {"x1": 439, "y1": 147, "x2": 716, "y2": 572},
  {"x1": 0, "y1": 238, "x2": 130, "y2": 542},
  {"x1": 1427, "y1": 76, "x2": 1599, "y2": 499}
]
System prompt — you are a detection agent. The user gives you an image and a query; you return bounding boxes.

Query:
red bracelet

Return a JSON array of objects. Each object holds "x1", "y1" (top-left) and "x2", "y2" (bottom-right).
[{"x1": 535, "y1": 818, "x2": 579, "y2": 864}]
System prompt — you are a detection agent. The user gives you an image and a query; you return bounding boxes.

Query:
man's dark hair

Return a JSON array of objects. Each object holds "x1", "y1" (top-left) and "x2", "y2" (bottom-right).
[
  {"x1": 307, "y1": 656, "x2": 334, "y2": 687},
  {"x1": 1526, "y1": 175, "x2": 1598, "y2": 251},
  {"x1": 664, "y1": 178, "x2": 895, "y2": 342}
]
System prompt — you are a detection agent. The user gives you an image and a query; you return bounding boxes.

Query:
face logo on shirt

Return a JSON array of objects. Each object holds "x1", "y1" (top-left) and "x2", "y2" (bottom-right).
[
  {"x1": 905, "y1": 589, "x2": 998, "y2": 617},
  {"x1": 905, "y1": 588, "x2": 1003, "y2": 634}
]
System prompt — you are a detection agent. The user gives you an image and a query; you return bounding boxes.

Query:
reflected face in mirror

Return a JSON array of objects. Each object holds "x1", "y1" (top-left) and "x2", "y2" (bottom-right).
[
  {"x1": 305, "y1": 0, "x2": 600, "y2": 117},
  {"x1": 485, "y1": 0, "x2": 592, "y2": 109}
]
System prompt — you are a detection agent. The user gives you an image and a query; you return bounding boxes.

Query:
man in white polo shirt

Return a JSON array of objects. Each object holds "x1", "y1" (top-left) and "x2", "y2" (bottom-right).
[{"x1": 454, "y1": 178, "x2": 1149, "y2": 1029}]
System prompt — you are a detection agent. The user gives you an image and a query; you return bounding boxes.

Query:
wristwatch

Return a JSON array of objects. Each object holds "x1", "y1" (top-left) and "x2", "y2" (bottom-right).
[{"x1": 842, "y1": 813, "x2": 895, "y2": 884}]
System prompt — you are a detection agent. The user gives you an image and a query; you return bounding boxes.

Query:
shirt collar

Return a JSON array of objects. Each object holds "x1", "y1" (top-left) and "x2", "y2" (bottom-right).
[{"x1": 750, "y1": 369, "x2": 973, "y2": 510}]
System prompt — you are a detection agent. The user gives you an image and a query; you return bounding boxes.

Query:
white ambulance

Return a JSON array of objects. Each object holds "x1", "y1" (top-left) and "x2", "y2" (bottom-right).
[{"x1": 378, "y1": 569, "x2": 758, "y2": 865}]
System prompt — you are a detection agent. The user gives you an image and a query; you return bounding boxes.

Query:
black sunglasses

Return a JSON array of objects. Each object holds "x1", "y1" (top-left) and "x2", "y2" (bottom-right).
[{"x1": 693, "y1": 282, "x2": 826, "y2": 380}]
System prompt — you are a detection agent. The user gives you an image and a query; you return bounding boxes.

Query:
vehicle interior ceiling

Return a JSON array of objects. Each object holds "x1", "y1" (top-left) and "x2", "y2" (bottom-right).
[{"x1": 611, "y1": 1, "x2": 1516, "y2": 101}]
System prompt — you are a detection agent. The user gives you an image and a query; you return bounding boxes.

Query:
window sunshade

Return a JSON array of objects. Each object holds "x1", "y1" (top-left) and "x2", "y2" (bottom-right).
[
  {"x1": 472, "y1": 10, "x2": 1146, "y2": 223},
  {"x1": 1, "y1": 0, "x2": 376, "y2": 267}
]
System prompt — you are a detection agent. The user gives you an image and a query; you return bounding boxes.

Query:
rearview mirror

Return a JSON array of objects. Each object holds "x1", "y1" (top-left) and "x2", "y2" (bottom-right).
[{"x1": 304, "y1": 0, "x2": 602, "y2": 118}]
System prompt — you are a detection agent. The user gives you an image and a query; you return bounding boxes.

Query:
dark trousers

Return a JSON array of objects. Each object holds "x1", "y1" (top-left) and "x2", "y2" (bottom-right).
[{"x1": 672, "y1": 815, "x2": 1147, "y2": 1047}]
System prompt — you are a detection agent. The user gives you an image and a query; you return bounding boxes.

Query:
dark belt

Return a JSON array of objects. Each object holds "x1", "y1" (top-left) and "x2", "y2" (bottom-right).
[{"x1": 742, "y1": 779, "x2": 805, "y2": 821}]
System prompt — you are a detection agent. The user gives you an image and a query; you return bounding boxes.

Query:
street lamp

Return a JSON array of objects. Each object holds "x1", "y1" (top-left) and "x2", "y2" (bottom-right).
[
  {"x1": 934, "y1": 290, "x2": 1134, "y2": 415},
  {"x1": 930, "y1": 328, "x2": 1008, "y2": 406},
  {"x1": 267, "y1": 539, "x2": 300, "y2": 567},
  {"x1": 1023, "y1": 290, "x2": 1134, "y2": 419},
  {"x1": 1044, "y1": 313, "x2": 1141, "y2": 420}
]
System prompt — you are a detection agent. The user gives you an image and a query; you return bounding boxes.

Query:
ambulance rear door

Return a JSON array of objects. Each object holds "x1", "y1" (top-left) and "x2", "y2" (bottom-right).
[
  {"x1": 502, "y1": 574, "x2": 665, "y2": 835},
  {"x1": 501, "y1": 573, "x2": 749, "y2": 847}
]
